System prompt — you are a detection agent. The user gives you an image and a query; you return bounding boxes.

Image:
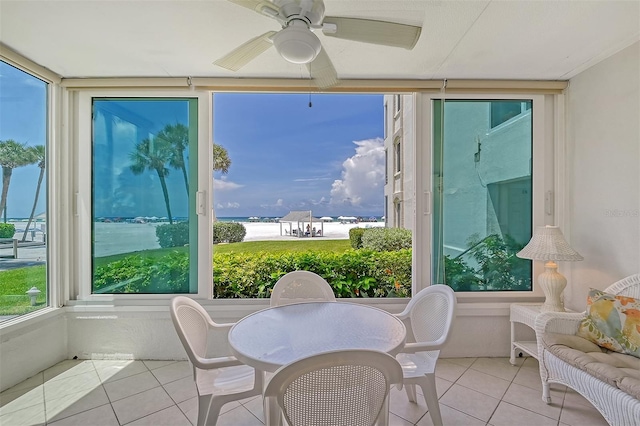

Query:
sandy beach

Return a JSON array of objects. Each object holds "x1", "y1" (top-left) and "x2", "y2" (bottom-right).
[{"x1": 1, "y1": 220, "x2": 385, "y2": 263}]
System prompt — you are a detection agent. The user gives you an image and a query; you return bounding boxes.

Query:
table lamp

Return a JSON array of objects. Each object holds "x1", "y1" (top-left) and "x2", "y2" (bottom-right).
[{"x1": 516, "y1": 226, "x2": 583, "y2": 312}]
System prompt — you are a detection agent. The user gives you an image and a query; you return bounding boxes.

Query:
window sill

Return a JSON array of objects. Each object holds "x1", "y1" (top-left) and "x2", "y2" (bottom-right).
[
  {"x1": 0, "y1": 307, "x2": 64, "y2": 335},
  {"x1": 64, "y1": 295, "x2": 546, "y2": 319}
]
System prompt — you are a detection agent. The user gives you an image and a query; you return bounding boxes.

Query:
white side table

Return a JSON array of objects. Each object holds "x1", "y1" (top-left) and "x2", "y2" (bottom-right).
[{"x1": 509, "y1": 303, "x2": 543, "y2": 365}]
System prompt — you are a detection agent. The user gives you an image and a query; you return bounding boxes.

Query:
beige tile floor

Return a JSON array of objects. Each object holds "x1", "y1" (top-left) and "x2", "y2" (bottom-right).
[{"x1": 0, "y1": 357, "x2": 609, "y2": 426}]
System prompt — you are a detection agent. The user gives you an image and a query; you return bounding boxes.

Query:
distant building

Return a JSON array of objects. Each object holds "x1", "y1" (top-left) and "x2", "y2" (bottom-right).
[
  {"x1": 383, "y1": 94, "x2": 532, "y2": 263},
  {"x1": 383, "y1": 94, "x2": 414, "y2": 230}
]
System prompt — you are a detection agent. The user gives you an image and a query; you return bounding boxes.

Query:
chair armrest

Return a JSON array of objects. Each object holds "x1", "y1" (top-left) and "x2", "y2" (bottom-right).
[
  {"x1": 534, "y1": 311, "x2": 585, "y2": 384},
  {"x1": 534, "y1": 311, "x2": 585, "y2": 337},
  {"x1": 208, "y1": 321, "x2": 235, "y2": 331},
  {"x1": 399, "y1": 340, "x2": 445, "y2": 354},
  {"x1": 192, "y1": 354, "x2": 244, "y2": 370}
]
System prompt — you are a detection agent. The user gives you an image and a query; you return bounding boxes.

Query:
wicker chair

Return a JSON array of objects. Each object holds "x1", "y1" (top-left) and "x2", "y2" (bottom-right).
[
  {"x1": 170, "y1": 296, "x2": 263, "y2": 426},
  {"x1": 393, "y1": 285, "x2": 457, "y2": 426},
  {"x1": 263, "y1": 349, "x2": 403, "y2": 426},
  {"x1": 270, "y1": 270, "x2": 335, "y2": 307},
  {"x1": 535, "y1": 274, "x2": 640, "y2": 425}
]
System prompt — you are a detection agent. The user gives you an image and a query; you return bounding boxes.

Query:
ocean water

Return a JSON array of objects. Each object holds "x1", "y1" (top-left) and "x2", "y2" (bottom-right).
[{"x1": 217, "y1": 216, "x2": 383, "y2": 223}]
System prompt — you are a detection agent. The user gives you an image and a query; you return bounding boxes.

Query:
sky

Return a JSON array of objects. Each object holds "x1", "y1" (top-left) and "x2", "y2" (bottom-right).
[
  {"x1": 213, "y1": 93, "x2": 385, "y2": 218},
  {"x1": 0, "y1": 60, "x2": 385, "y2": 219},
  {"x1": 0, "y1": 62, "x2": 48, "y2": 219}
]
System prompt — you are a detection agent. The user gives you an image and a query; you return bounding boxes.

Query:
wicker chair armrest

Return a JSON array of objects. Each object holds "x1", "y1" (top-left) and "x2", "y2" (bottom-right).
[{"x1": 534, "y1": 311, "x2": 585, "y2": 337}]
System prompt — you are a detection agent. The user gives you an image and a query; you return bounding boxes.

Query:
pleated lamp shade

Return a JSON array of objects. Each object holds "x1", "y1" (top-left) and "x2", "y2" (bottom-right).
[
  {"x1": 516, "y1": 226, "x2": 583, "y2": 261},
  {"x1": 517, "y1": 226, "x2": 583, "y2": 312}
]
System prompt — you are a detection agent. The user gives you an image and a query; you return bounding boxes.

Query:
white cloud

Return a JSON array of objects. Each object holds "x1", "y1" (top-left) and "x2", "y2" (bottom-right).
[
  {"x1": 260, "y1": 198, "x2": 285, "y2": 209},
  {"x1": 330, "y1": 138, "x2": 384, "y2": 207},
  {"x1": 214, "y1": 177, "x2": 244, "y2": 191},
  {"x1": 293, "y1": 177, "x2": 331, "y2": 182},
  {"x1": 216, "y1": 202, "x2": 240, "y2": 209}
]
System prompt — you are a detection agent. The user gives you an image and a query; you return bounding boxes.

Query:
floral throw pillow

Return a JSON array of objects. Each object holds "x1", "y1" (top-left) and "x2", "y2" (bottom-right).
[{"x1": 576, "y1": 288, "x2": 640, "y2": 358}]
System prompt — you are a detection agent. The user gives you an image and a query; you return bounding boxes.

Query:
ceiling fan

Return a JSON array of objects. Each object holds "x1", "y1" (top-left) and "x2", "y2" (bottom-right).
[{"x1": 214, "y1": 0, "x2": 422, "y2": 89}]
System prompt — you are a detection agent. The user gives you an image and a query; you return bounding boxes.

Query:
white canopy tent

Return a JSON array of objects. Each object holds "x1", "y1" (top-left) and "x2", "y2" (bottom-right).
[{"x1": 279, "y1": 210, "x2": 324, "y2": 237}]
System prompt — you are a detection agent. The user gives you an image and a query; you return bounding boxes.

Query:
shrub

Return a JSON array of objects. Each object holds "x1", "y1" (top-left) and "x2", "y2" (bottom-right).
[
  {"x1": 361, "y1": 227, "x2": 412, "y2": 252},
  {"x1": 213, "y1": 248, "x2": 412, "y2": 298},
  {"x1": 0, "y1": 223, "x2": 16, "y2": 238},
  {"x1": 94, "y1": 251, "x2": 189, "y2": 293},
  {"x1": 213, "y1": 222, "x2": 246, "y2": 244},
  {"x1": 92, "y1": 247, "x2": 413, "y2": 298},
  {"x1": 349, "y1": 227, "x2": 365, "y2": 249},
  {"x1": 155, "y1": 222, "x2": 189, "y2": 248}
]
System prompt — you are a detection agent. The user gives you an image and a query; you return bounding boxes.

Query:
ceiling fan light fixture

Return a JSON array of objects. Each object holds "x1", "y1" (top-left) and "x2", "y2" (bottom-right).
[{"x1": 273, "y1": 24, "x2": 321, "y2": 64}]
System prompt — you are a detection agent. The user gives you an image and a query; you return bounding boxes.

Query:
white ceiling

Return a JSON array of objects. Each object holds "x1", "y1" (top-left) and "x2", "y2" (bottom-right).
[{"x1": 1, "y1": 0, "x2": 639, "y2": 82}]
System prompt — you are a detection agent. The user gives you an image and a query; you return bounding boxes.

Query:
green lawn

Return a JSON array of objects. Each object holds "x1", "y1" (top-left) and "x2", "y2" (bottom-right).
[
  {"x1": 214, "y1": 239, "x2": 351, "y2": 254},
  {"x1": 1, "y1": 239, "x2": 353, "y2": 316},
  {"x1": 0, "y1": 265, "x2": 47, "y2": 315}
]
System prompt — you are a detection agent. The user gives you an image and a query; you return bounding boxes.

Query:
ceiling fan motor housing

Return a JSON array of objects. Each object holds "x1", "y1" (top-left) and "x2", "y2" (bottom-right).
[
  {"x1": 275, "y1": 0, "x2": 325, "y2": 25},
  {"x1": 273, "y1": 20, "x2": 322, "y2": 64}
]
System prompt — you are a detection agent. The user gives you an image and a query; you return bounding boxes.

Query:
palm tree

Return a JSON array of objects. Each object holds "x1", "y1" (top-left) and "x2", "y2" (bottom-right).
[
  {"x1": 159, "y1": 123, "x2": 190, "y2": 195},
  {"x1": 212, "y1": 143, "x2": 231, "y2": 222},
  {"x1": 21, "y1": 145, "x2": 45, "y2": 242},
  {"x1": 130, "y1": 136, "x2": 174, "y2": 224},
  {"x1": 213, "y1": 143, "x2": 231, "y2": 174},
  {"x1": 0, "y1": 140, "x2": 37, "y2": 221}
]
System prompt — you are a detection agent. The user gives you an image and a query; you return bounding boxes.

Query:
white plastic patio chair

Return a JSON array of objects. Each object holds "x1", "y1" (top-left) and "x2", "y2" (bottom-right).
[
  {"x1": 270, "y1": 270, "x2": 336, "y2": 307},
  {"x1": 263, "y1": 349, "x2": 403, "y2": 426},
  {"x1": 170, "y1": 296, "x2": 262, "y2": 426},
  {"x1": 393, "y1": 285, "x2": 457, "y2": 426}
]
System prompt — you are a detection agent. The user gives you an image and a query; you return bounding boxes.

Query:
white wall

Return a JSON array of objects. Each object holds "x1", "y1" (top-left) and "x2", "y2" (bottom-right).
[
  {"x1": 0, "y1": 311, "x2": 67, "y2": 391},
  {"x1": 565, "y1": 42, "x2": 640, "y2": 309}
]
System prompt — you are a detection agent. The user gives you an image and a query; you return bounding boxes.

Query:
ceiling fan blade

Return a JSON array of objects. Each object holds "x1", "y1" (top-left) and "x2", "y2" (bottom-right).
[
  {"x1": 307, "y1": 47, "x2": 338, "y2": 90},
  {"x1": 226, "y1": 0, "x2": 280, "y2": 16},
  {"x1": 322, "y1": 17, "x2": 421, "y2": 50},
  {"x1": 214, "y1": 31, "x2": 277, "y2": 71}
]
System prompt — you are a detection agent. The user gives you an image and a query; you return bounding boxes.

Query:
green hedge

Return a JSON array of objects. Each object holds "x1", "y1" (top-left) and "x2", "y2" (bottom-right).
[
  {"x1": 0, "y1": 223, "x2": 15, "y2": 238},
  {"x1": 349, "y1": 227, "x2": 366, "y2": 249},
  {"x1": 156, "y1": 222, "x2": 189, "y2": 248},
  {"x1": 93, "y1": 252, "x2": 190, "y2": 293},
  {"x1": 213, "y1": 248, "x2": 412, "y2": 298},
  {"x1": 213, "y1": 222, "x2": 246, "y2": 244},
  {"x1": 361, "y1": 227, "x2": 412, "y2": 251},
  {"x1": 93, "y1": 248, "x2": 412, "y2": 297}
]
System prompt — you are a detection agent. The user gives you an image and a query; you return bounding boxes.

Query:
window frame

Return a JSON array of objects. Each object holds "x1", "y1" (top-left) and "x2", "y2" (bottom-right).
[
  {"x1": 0, "y1": 58, "x2": 59, "y2": 318},
  {"x1": 394, "y1": 137, "x2": 402, "y2": 174},
  {"x1": 64, "y1": 87, "x2": 558, "y2": 307},
  {"x1": 413, "y1": 92, "x2": 555, "y2": 300},
  {"x1": 75, "y1": 90, "x2": 213, "y2": 301}
]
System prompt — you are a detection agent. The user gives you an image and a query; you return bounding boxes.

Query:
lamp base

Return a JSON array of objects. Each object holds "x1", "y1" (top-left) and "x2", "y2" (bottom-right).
[{"x1": 538, "y1": 261, "x2": 566, "y2": 312}]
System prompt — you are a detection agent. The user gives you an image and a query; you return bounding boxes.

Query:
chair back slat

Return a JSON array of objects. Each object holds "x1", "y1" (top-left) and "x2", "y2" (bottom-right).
[
  {"x1": 265, "y1": 349, "x2": 402, "y2": 426},
  {"x1": 271, "y1": 270, "x2": 336, "y2": 307}
]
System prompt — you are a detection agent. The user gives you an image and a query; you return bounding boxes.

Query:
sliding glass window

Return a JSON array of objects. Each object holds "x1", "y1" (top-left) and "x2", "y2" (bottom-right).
[
  {"x1": 91, "y1": 99, "x2": 198, "y2": 294},
  {"x1": 432, "y1": 100, "x2": 533, "y2": 292},
  {"x1": 0, "y1": 61, "x2": 48, "y2": 320}
]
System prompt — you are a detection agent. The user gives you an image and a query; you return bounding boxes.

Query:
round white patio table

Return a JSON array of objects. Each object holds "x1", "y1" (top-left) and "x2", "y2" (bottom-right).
[
  {"x1": 228, "y1": 301, "x2": 406, "y2": 426},
  {"x1": 229, "y1": 301, "x2": 406, "y2": 373}
]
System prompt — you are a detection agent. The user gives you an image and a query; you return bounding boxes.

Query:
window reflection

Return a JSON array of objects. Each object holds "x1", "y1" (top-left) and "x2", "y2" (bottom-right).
[{"x1": 0, "y1": 61, "x2": 48, "y2": 321}]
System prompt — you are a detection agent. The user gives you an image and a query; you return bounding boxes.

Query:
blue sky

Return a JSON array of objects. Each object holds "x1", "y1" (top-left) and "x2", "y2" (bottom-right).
[
  {"x1": 213, "y1": 93, "x2": 385, "y2": 217},
  {"x1": 0, "y1": 62, "x2": 47, "y2": 219},
  {"x1": 1, "y1": 60, "x2": 385, "y2": 219}
]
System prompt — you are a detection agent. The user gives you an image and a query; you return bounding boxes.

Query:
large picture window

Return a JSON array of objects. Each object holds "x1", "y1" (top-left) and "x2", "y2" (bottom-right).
[
  {"x1": 0, "y1": 61, "x2": 49, "y2": 321},
  {"x1": 91, "y1": 98, "x2": 198, "y2": 294},
  {"x1": 211, "y1": 93, "x2": 411, "y2": 299}
]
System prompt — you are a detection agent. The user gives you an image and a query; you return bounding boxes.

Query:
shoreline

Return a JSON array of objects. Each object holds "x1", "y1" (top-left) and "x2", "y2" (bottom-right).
[{"x1": 1, "y1": 221, "x2": 386, "y2": 265}]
